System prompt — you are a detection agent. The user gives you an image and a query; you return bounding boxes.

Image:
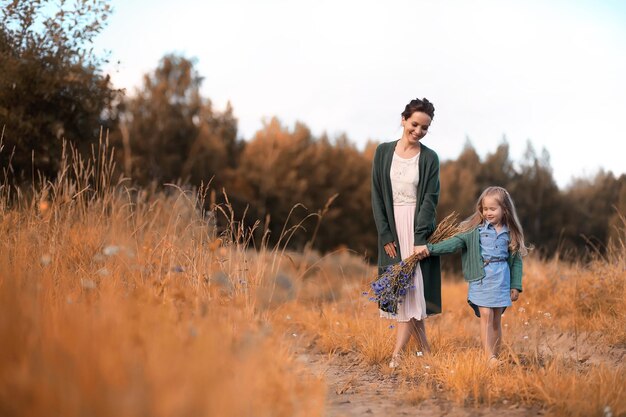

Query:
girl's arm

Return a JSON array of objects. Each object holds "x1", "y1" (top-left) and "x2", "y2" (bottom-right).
[
  {"x1": 425, "y1": 234, "x2": 468, "y2": 256},
  {"x1": 371, "y1": 145, "x2": 394, "y2": 245},
  {"x1": 510, "y1": 252, "x2": 523, "y2": 292}
]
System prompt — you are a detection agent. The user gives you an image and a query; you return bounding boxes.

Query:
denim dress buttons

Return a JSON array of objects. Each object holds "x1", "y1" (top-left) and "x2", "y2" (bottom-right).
[{"x1": 467, "y1": 222, "x2": 511, "y2": 317}]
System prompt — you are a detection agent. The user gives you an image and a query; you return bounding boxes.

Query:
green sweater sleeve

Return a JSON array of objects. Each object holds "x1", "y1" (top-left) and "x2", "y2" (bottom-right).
[
  {"x1": 371, "y1": 145, "x2": 394, "y2": 245},
  {"x1": 509, "y1": 252, "x2": 523, "y2": 292},
  {"x1": 426, "y1": 233, "x2": 468, "y2": 256},
  {"x1": 414, "y1": 151, "x2": 440, "y2": 245}
]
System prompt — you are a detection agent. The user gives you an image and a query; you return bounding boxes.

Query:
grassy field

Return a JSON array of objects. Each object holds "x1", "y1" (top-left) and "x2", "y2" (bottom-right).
[{"x1": 0, "y1": 144, "x2": 624, "y2": 417}]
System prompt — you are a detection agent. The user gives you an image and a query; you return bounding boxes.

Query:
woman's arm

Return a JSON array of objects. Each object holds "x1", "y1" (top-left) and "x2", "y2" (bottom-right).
[
  {"x1": 371, "y1": 145, "x2": 394, "y2": 245},
  {"x1": 414, "y1": 151, "x2": 440, "y2": 245}
]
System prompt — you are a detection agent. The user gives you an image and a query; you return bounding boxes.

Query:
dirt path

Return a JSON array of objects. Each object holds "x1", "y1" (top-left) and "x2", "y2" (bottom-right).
[
  {"x1": 537, "y1": 331, "x2": 626, "y2": 366},
  {"x1": 298, "y1": 351, "x2": 544, "y2": 417},
  {"x1": 290, "y1": 325, "x2": 626, "y2": 417}
]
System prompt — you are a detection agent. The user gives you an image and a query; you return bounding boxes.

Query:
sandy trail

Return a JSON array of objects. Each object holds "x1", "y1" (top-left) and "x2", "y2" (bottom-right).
[
  {"x1": 288, "y1": 315, "x2": 625, "y2": 417},
  {"x1": 299, "y1": 351, "x2": 544, "y2": 417}
]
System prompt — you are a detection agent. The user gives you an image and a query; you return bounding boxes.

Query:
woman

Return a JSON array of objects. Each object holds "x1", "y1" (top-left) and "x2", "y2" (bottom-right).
[{"x1": 371, "y1": 97, "x2": 441, "y2": 368}]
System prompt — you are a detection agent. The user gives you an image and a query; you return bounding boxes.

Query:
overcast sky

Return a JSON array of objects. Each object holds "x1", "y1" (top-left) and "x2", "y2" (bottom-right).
[{"x1": 93, "y1": 0, "x2": 626, "y2": 188}]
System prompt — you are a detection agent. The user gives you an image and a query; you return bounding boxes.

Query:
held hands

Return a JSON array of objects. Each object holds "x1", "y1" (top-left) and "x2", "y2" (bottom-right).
[
  {"x1": 385, "y1": 243, "x2": 430, "y2": 260},
  {"x1": 413, "y1": 245, "x2": 430, "y2": 260},
  {"x1": 510, "y1": 289, "x2": 520, "y2": 302}
]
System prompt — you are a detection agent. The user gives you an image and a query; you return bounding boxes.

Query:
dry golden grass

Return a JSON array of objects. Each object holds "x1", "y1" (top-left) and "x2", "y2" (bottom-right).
[
  {"x1": 0, "y1": 142, "x2": 325, "y2": 417},
  {"x1": 285, "y1": 221, "x2": 626, "y2": 416},
  {"x1": 1, "y1": 140, "x2": 624, "y2": 416},
  {"x1": 268, "y1": 245, "x2": 625, "y2": 416}
]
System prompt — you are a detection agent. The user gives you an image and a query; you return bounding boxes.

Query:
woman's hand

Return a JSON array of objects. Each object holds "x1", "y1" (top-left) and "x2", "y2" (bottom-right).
[
  {"x1": 384, "y1": 242, "x2": 397, "y2": 258},
  {"x1": 414, "y1": 245, "x2": 429, "y2": 260},
  {"x1": 510, "y1": 289, "x2": 520, "y2": 301}
]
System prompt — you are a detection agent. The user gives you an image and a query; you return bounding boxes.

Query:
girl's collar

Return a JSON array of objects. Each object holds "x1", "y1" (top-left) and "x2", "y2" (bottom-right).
[{"x1": 481, "y1": 220, "x2": 509, "y2": 233}]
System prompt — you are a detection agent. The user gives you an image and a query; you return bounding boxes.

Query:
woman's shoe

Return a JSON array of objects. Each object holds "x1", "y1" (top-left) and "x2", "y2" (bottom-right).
[{"x1": 487, "y1": 355, "x2": 501, "y2": 369}]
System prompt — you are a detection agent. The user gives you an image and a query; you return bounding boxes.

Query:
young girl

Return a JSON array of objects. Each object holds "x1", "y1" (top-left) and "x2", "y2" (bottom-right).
[{"x1": 415, "y1": 186, "x2": 529, "y2": 366}]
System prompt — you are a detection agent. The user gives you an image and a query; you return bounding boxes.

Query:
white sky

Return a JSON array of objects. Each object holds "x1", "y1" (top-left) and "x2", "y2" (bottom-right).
[{"x1": 93, "y1": 0, "x2": 626, "y2": 188}]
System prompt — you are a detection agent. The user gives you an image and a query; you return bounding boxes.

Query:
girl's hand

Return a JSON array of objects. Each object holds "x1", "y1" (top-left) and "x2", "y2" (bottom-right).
[
  {"x1": 384, "y1": 242, "x2": 397, "y2": 258},
  {"x1": 414, "y1": 245, "x2": 429, "y2": 260},
  {"x1": 510, "y1": 289, "x2": 520, "y2": 301}
]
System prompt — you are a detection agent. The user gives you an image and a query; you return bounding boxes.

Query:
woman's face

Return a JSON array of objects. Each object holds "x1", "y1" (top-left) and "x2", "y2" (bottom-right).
[{"x1": 401, "y1": 111, "x2": 431, "y2": 145}]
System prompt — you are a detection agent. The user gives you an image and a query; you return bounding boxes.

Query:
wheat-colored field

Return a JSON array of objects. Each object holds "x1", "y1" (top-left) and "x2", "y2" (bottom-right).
[{"x1": 0, "y1": 145, "x2": 624, "y2": 417}]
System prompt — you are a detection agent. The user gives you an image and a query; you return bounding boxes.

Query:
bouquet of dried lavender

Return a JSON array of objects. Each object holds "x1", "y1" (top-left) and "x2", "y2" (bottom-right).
[{"x1": 370, "y1": 212, "x2": 461, "y2": 314}]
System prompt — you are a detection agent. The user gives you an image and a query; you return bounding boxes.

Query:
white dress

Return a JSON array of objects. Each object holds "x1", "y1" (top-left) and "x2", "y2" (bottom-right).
[{"x1": 379, "y1": 151, "x2": 428, "y2": 321}]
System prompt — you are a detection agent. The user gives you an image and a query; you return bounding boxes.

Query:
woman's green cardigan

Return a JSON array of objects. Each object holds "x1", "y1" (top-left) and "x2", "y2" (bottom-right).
[{"x1": 371, "y1": 140, "x2": 442, "y2": 315}]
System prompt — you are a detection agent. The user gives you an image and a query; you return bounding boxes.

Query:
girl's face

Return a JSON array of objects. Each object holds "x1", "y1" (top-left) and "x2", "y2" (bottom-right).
[
  {"x1": 401, "y1": 111, "x2": 431, "y2": 146},
  {"x1": 482, "y1": 195, "x2": 504, "y2": 227}
]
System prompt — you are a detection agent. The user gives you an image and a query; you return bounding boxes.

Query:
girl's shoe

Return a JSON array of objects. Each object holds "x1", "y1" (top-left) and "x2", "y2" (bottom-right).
[{"x1": 388, "y1": 355, "x2": 400, "y2": 368}]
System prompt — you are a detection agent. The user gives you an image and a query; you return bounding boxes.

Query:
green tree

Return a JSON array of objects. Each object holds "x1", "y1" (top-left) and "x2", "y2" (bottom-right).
[
  {"x1": 233, "y1": 119, "x2": 376, "y2": 254},
  {"x1": 232, "y1": 118, "x2": 313, "y2": 247},
  {"x1": 509, "y1": 142, "x2": 562, "y2": 255},
  {"x1": 477, "y1": 140, "x2": 515, "y2": 190},
  {"x1": 608, "y1": 175, "x2": 626, "y2": 244},
  {"x1": 306, "y1": 134, "x2": 375, "y2": 255},
  {"x1": 563, "y1": 171, "x2": 623, "y2": 255},
  {"x1": 439, "y1": 140, "x2": 480, "y2": 220},
  {"x1": 0, "y1": 0, "x2": 117, "y2": 179},
  {"x1": 116, "y1": 54, "x2": 240, "y2": 186}
]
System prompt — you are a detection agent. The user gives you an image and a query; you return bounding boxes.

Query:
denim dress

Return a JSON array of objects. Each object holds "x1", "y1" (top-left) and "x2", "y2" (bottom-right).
[{"x1": 468, "y1": 222, "x2": 511, "y2": 317}]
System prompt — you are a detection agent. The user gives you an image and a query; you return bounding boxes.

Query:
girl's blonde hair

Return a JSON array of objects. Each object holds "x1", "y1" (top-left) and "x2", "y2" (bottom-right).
[{"x1": 459, "y1": 186, "x2": 529, "y2": 256}]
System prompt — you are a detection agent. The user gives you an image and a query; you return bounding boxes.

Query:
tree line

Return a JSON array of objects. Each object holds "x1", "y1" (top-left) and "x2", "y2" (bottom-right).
[{"x1": 1, "y1": 1, "x2": 624, "y2": 260}]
